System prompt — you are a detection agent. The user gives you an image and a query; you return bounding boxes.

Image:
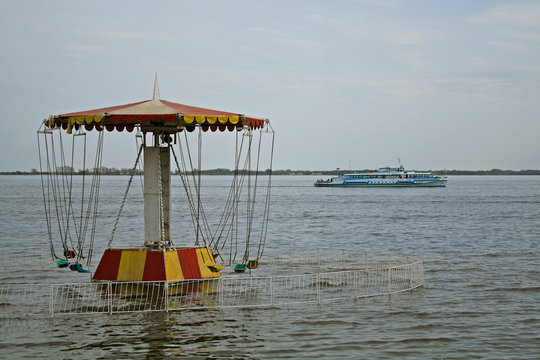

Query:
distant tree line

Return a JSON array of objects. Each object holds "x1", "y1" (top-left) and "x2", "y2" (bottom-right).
[
  {"x1": 433, "y1": 169, "x2": 540, "y2": 175},
  {"x1": 6, "y1": 166, "x2": 145, "y2": 175},
  {"x1": 1, "y1": 167, "x2": 539, "y2": 176}
]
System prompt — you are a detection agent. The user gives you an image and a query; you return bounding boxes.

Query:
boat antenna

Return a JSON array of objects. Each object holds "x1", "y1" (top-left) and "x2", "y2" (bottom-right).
[{"x1": 397, "y1": 156, "x2": 402, "y2": 167}]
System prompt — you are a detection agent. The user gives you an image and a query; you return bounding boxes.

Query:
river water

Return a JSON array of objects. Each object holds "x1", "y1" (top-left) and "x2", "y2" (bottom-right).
[{"x1": 0, "y1": 175, "x2": 538, "y2": 359}]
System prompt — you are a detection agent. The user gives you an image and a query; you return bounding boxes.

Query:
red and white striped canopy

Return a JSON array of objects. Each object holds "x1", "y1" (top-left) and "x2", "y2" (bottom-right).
[{"x1": 47, "y1": 98, "x2": 266, "y2": 134}]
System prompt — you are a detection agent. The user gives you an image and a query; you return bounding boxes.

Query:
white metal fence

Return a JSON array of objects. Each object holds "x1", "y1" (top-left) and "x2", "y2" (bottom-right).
[{"x1": 0, "y1": 250, "x2": 423, "y2": 317}]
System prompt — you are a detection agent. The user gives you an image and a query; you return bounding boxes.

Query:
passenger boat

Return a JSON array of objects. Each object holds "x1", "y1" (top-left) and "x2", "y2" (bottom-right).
[{"x1": 314, "y1": 166, "x2": 447, "y2": 187}]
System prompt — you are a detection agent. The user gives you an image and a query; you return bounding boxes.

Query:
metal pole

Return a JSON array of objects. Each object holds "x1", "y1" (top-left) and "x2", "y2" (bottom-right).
[
  {"x1": 316, "y1": 273, "x2": 320, "y2": 305},
  {"x1": 49, "y1": 284, "x2": 54, "y2": 317},
  {"x1": 409, "y1": 264, "x2": 413, "y2": 289},
  {"x1": 108, "y1": 282, "x2": 112, "y2": 315},
  {"x1": 388, "y1": 268, "x2": 392, "y2": 295},
  {"x1": 271, "y1": 277, "x2": 274, "y2": 306},
  {"x1": 219, "y1": 278, "x2": 224, "y2": 308},
  {"x1": 354, "y1": 270, "x2": 358, "y2": 299},
  {"x1": 164, "y1": 281, "x2": 169, "y2": 312},
  {"x1": 387, "y1": 254, "x2": 392, "y2": 295}
]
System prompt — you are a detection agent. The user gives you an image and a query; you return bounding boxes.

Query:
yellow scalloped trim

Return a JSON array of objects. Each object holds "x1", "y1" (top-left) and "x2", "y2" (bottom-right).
[
  {"x1": 206, "y1": 116, "x2": 217, "y2": 124},
  {"x1": 184, "y1": 115, "x2": 195, "y2": 124},
  {"x1": 218, "y1": 115, "x2": 228, "y2": 124},
  {"x1": 67, "y1": 117, "x2": 75, "y2": 134},
  {"x1": 195, "y1": 115, "x2": 206, "y2": 124},
  {"x1": 229, "y1": 115, "x2": 239, "y2": 124}
]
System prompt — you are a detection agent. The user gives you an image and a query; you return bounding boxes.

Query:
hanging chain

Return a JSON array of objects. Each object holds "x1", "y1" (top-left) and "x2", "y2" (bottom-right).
[
  {"x1": 171, "y1": 145, "x2": 209, "y2": 247},
  {"x1": 84, "y1": 131, "x2": 104, "y2": 266},
  {"x1": 37, "y1": 127, "x2": 57, "y2": 260},
  {"x1": 257, "y1": 125, "x2": 275, "y2": 260},
  {"x1": 107, "y1": 143, "x2": 144, "y2": 248}
]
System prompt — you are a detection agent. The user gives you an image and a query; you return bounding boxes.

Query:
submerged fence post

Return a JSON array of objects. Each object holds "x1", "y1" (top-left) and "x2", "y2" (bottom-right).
[
  {"x1": 421, "y1": 260, "x2": 425, "y2": 286},
  {"x1": 271, "y1": 277, "x2": 274, "y2": 306},
  {"x1": 388, "y1": 254, "x2": 392, "y2": 295},
  {"x1": 388, "y1": 268, "x2": 392, "y2": 295},
  {"x1": 219, "y1": 278, "x2": 224, "y2": 308},
  {"x1": 164, "y1": 281, "x2": 169, "y2": 312},
  {"x1": 409, "y1": 264, "x2": 413, "y2": 289},
  {"x1": 316, "y1": 273, "x2": 320, "y2": 305},
  {"x1": 49, "y1": 284, "x2": 54, "y2": 317},
  {"x1": 354, "y1": 270, "x2": 358, "y2": 299},
  {"x1": 107, "y1": 282, "x2": 112, "y2": 315}
]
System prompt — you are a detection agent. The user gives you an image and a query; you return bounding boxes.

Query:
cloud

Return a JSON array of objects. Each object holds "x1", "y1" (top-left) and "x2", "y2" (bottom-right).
[
  {"x1": 383, "y1": 29, "x2": 427, "y2": 45},
  {"x1": 348, "y1": 0, "x2": 400, "y2": 7},
  {"x1": 486, "y1": 39, "x2": 536, "y2": 52},
  {"x1": 467, "y1": 56, "x2": 491, "y2": 67},
  {"x1": 67, "y1": 44, "x2": 104, "y2": 54},
  {"x1": 470, "y1": 2, "x2": 540, "y2": 27},
  {"x1": 166, "y1": 64, "x2": 328, "y2": 99},
  {"x1": 98, "y1": 31, "x2": 181, "y2": 41},
  {"x1": 469, "y1": 3, "x2": 540, "y2": 53}
]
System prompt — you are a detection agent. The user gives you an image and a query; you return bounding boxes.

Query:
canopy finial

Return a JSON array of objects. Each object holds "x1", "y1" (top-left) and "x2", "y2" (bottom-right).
[{"x1": 152, "y1": 73, "x2": 160, "y2": 100}]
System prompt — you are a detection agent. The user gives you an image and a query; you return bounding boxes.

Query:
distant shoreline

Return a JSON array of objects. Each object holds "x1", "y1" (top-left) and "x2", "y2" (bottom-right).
[{"x1": 1, "y1": 168, "x2": 539, "y2": 176}]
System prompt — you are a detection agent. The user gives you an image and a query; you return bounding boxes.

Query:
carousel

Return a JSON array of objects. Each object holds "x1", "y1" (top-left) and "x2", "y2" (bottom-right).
[{"x1": 37, "y1": 75, "x2": 275, "y2": 284}]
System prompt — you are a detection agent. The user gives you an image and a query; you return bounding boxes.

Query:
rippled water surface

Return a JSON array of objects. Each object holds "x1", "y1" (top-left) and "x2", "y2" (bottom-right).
[{"x1": 0, "y1": 175, "x2": 539, "y2": 359}]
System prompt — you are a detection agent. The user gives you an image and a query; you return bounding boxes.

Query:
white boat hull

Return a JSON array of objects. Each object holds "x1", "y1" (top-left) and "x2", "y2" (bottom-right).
[
  {"x1": 314, "y1": 166, "x2": 448, "y2": 187},
  {"x1": 314, "y1": 179, "x2": 447, "y2": 187}
]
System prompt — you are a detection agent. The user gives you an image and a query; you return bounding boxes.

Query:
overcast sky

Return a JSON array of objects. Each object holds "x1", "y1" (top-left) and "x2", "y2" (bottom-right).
[{"x1": 1, "y1": 0, "x2": 538, "y2": 171}]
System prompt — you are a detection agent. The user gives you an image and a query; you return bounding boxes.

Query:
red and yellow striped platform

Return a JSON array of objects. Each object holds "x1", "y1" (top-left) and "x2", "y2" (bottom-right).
[{"x1": 92, "y1": 247, "x2": 222, "y2": 282}]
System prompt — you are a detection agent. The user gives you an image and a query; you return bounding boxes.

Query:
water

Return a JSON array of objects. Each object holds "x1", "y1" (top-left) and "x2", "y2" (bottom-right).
[{"x1": 1, "y1": 175, "x2": 539, "y2": 359}]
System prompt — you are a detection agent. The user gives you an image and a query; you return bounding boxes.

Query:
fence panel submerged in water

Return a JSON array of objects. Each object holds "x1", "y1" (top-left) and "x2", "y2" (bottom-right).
[
  {"x1": 0, "y1": 283, "x2": 50, "y2": 316},
  {"x1": 0, "y1": 249, "x2": 424, "y2": 316},
  {"x1": 0, "y1": 259, "x2": 424, "y2": 317}
]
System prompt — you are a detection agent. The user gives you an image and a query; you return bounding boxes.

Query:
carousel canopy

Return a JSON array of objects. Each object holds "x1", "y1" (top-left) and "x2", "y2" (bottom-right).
[{"x1": 45, "y1": 80, "x2": 266, "y2": 134}]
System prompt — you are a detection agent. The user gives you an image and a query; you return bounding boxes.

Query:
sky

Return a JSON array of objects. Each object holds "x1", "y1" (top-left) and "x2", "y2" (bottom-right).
[{"x1": 0, "y1": 0, "x2": 539, "y2": 171}]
